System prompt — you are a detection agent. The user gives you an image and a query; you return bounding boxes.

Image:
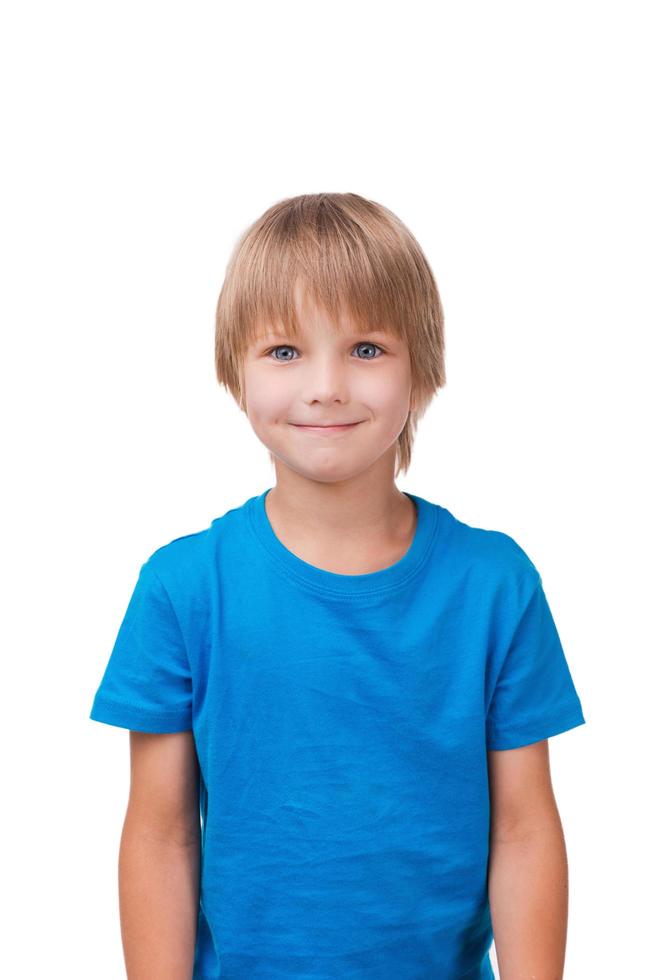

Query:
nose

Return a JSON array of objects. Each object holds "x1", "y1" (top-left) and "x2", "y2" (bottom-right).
[{"x1": 301, "y1": 352, "x2": 351, "y2": 404}]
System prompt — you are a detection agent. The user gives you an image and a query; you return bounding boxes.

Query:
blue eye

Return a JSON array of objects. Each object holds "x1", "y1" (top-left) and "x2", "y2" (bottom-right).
[
  {"x1": 268, "y1": 345, "x2": 297, "y2": 361},
  {"x1": 353, "y1": 342, "x2": 384, "y2": 360},
  {"x1": 266, "y1": 342, "x2": 384, "y2": 362}
]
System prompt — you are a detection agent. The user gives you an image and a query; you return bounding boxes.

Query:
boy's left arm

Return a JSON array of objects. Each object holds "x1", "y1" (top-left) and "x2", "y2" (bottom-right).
[{"x1": 487, "y1": 740, "x2": 569, "y2": 980}]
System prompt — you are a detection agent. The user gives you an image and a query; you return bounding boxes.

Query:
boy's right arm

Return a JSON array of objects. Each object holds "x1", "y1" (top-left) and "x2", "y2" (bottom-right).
[{"x1": 119, "y1": 730, "x2": 201, "y2": 980}]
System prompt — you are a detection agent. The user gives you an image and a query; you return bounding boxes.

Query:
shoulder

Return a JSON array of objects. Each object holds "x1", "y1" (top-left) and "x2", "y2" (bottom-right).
[
  {"x1": 434, "y1": 502, "x2": 540, "y2": 587},
  {"x1": 146, "y1": 523, "x2": 215, "y2": 581},
  {"x1": 141, "y1": 496, "x2": 250, "y2": 598}
]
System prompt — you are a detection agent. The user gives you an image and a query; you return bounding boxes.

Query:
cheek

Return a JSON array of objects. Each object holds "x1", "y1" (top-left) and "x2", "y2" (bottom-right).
[
  {"x1": 246, "y1": 374, "x2": 292, "y2": 421},
  {"x1": 363, "y1": 364, "x2": 412, "y2": 407}
]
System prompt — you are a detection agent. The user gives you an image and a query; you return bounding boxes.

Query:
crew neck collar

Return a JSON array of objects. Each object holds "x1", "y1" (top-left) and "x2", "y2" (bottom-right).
[{"x1": 246, "y1": 486, "x2": 439, "y2": 597}]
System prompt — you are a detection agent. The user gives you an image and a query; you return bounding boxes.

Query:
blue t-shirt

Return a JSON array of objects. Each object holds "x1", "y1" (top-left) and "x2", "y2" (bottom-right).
[{"x1": 90, "y1": 488, "x2": 586, "y2": 979}]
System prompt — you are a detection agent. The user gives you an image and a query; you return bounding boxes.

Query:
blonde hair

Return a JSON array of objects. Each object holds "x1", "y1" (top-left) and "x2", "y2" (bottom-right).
[{"x1": 214, "y1": 192, "x2": 446, "y2": 477}]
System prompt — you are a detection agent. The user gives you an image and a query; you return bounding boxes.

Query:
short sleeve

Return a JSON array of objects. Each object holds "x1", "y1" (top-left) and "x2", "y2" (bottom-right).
[
  {"x1": 89, "y1": 560, "x2": 193, "y2": 733},
  {"x1": 486, "y1": 571, "x2": 586, "y2": 750}
]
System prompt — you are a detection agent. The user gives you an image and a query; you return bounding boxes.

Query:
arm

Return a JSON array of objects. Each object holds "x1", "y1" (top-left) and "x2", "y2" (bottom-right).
[
  {"x1": 119, "y1": 730, "x2": 201, "y2": 980},
  {"x1": 487, "y1": 740, "x2": 569, "y2": 980}
]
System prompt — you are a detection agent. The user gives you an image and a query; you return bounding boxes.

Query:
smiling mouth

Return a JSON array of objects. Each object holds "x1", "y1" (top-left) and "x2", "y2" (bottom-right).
[{"x1": 290, "y1": 421, "x2": 363, "y2": 432}]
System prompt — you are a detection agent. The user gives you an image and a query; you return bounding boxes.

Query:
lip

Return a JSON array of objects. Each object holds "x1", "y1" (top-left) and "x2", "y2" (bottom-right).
[{"x1": 290, "y1": 422, "x2": 363, "y2": 434}]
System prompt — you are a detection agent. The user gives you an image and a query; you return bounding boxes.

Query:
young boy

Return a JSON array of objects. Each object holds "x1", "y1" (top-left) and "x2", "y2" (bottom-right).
[{"x1": 89, "y1": 192, "x2": 586, "y2": 979}]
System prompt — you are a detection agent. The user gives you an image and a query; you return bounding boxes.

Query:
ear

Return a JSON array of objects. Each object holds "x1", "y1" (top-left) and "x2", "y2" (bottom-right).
[
  {"x1": 237, "y1": 369, "x2": 247, "y2": 412},
  {"x1": 409, "y1": 382, "x2": 424, "y2": 415}
]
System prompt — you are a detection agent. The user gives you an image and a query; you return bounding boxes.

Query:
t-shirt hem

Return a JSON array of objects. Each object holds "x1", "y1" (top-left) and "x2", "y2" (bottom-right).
[
  {"x1": 89, "y1": 695, "x2": 193, "y2": 733},
  {"x1": 486, "y1": 703, "x2": 586, "y2": 750}
]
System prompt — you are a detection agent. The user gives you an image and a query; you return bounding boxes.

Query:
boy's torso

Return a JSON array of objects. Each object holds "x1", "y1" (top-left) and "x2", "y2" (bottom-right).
[{"x1": 149, "y1": 489, "x2": 532, "y2": 978}]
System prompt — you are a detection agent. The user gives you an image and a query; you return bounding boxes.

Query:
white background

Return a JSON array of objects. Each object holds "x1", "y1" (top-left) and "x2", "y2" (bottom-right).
[{"x1": 2, "y1": 1, "x2": 651, "y2": 977}]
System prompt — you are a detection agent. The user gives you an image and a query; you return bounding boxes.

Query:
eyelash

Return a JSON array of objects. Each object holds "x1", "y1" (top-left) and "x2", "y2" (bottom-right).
[{"x1": 264, "y1": 341, "x2": 386, "y2": 362}]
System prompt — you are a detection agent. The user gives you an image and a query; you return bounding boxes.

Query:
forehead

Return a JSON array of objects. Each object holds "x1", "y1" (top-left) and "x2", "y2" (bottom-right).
[{"x1": 246, "y1": 287, "x2": 406, "y2": 349}]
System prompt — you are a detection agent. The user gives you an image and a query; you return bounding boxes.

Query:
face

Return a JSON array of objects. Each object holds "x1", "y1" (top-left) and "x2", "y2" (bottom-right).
[{"x1": 241, "y1": 291, "x2": 415, "y2": 484}]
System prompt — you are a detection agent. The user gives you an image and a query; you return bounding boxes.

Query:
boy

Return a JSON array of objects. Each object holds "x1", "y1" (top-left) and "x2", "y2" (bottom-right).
[{"x1": 90, "y1": 192, "x2": 586, "y2": 979}]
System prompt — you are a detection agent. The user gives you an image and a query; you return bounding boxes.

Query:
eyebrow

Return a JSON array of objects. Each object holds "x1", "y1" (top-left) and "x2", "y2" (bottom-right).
[{"x1": 258, "y1": 327, "x2": 393, "y2": 341}]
